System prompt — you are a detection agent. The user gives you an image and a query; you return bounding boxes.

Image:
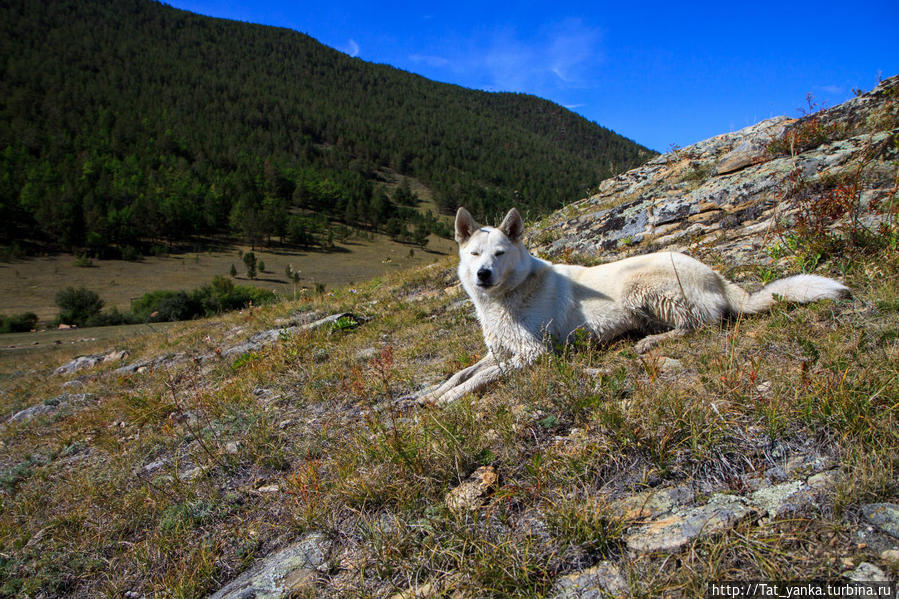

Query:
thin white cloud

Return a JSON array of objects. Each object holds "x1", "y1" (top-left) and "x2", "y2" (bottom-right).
[
  {"x1": 344, "y1": 39, "x2": 360, "y2": 58},
  {"x1": 424, "y1": 19, "x2": 603, "y2": 95},
  {"x1": 816, "y1": 84, "x2": 843, "y2": 95},
  {"x1": 409, "y1": 54, "x2": 451, "y2": 68}
]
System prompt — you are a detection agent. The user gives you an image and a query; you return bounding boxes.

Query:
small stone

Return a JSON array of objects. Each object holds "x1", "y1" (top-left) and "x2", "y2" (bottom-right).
[
  {"x1": 102, "y1": 349, "x2": 129, "y2": 363},
  {"x1": 224, "y1": 441, "x2": 240, "y2": 454},
  {"x1": 6, "y1": 403, "x2": 55, "y2": 423},
  {"x1": 445, "y1": 466, "x2": 498, "y2": 512},
  {"x1": 551, "y1": 561, "x2": 628, "y2": 598},
  {"x1": 658, "y1": 357, "x2": 684, "y2": 374},
  {"x1": 354, "y1": 347, "x2": 379, "y2": 362},
  {"x1": 845, "y1": 562, "x2": 890, "y2": 583},
  {"x1": 256, "y1": 484, "x2": 280, "y2": 494},
  {"x1": 880, "y1": 549, "x2": 899, "y2": 569},
  {"x1": 807, "y1": 470, "x2": 839, "y2": 489},
  {"x1": 860, "y1": 503, "x2": 899, "y2": 539},
  {"x1": 583, "y1": 367, "x2": 612, "y2": 378},
  {"x1": 388, "y1": 582, "x2": 439, "y2": 599},
  {"x1": 180, "y1": 466, "x2": 204, "y2": 481},
  {"x1": 141, "y1": 459, "x2": 167, "y2": 475}
]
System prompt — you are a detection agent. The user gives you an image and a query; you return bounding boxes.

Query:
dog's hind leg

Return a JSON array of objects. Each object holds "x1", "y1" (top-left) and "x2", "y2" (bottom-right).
[{"x1": 634, "y1": 328, "x2": 688, "y2": 354}]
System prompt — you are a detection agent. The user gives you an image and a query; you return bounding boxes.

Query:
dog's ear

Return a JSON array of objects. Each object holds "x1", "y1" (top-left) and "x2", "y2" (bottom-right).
[
  {"x1": 498, "y1": 208, "x2": 523, "y2": 242},
  {"x1": 455, "y1": 207, "x2": 480, "y2": 244}
]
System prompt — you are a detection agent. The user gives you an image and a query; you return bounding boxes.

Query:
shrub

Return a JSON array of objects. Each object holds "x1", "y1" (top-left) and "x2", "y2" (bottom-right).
[
  {"x1": 243, "y1": 251, "x2": 257, "y2": 279},
  {"x1": 130, "y1": 277, "x2": 276, "y2": 323},
  {"x1": 0, "y1": 312, "x2": 38, "y2": 333},
  {"x1": 120, "y1": 245, "x2": 142, "y2": 261},
  {"x1": 84, "y1": 307, "x2": 139, "y2": 327},
  {"x1": 55, "y1": 287, "x2": 104, "y2": 326},
  {"x1": 766, "y1": 94, "x2": 843, "y2": 157}
]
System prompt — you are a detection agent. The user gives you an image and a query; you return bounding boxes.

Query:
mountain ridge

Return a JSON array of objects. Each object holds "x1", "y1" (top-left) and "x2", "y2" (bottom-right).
[{"x1": 0, "y1": 0, "x2": 653, "y2": 253}]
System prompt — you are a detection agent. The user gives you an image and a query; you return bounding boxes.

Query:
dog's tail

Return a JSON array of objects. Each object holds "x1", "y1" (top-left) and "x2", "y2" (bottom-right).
[{"x1": 724, "y1": 274, "x2": 850, "y2": 315}]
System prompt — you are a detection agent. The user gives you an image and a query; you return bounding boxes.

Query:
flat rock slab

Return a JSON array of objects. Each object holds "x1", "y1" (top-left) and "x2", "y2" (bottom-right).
[
  {"x1": 206, "y1": 533, "x2": 330, "y2": 599},
  {"x1": 610, "y1": 485, "x2": 694, "y2": 521},
  {"x1": 750, "y1": 480, "x2": 811, "y2": 519},
  {"x1": 551, "y1": 561, "x2": 628, "y2": 598},
  {"x1": 860, "y1": 503, "x2": 899, "y2": 539},
  {"x1": 625, "y1": 493, "x2": 755, "y2": 554},
  {"x1": 6, "y1": 393, "x2": 94, "y2": 424},
  {"x1": 54, "y1": 349, "x2": 129, "y2": 375}
]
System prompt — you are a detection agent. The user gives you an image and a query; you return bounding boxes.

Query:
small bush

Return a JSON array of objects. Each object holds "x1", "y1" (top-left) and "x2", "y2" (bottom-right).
[
  {"x1": 0, "y1": 312, "x2": 38, "y2": 333},
  {"x1": 766, "y1": 94, "x2": 843, "y2": 157},
  {"x1": 130, "y1": 276, "x2": 276, "y2": 323},
  {"x1": 243, "y1": 251, "x2": 257, "y2": 279},
  {"x1": 83, "y1": 307, "x2": 139, "y2": 327},
  {"x1": 120, "y1": 245, "x2": 142, "y2": 261},
  {"x1": 55, "y1": 287, "x2": 104, "y2": 326}
]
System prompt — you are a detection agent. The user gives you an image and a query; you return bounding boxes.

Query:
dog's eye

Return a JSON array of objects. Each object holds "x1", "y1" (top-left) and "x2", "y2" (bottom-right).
[
  {"x1": 495, "y1": 250, "x2": 505, "y2": 257},
  {"x1": 470, "y1": 251, "x2": 480, "y2": 256}
]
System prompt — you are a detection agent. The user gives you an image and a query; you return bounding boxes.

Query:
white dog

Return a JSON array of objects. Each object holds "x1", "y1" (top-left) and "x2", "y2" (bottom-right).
[{"x1": 418, "y1": 207, "x2": 849, "y2": 405}]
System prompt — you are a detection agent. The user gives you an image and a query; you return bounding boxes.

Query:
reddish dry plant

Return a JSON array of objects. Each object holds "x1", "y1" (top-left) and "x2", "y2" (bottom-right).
[
  {"x1": 371, "y1": 345, "x2": 395, "y2": 396},
  {"x1": 775, "y1": 135, "x2": 896, "y2": 258},
  {"x1": 766, "y1": 94, "x2": 841, "y2": 157}
]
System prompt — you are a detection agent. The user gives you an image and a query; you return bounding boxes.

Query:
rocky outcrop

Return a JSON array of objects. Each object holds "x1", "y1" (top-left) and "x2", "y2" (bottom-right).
[
  {"x1": 528, "y1": 75, "x2": 899, "y2": 267},
  {"x1": 6, "y1": 393, "x2": 94, "y2": 424},
  {"x1": 206, "y1": 533, "x2": 331, "y2": 599},
  {"x1": 54, "y1": 349, "x2": 128, "y2": 375}
]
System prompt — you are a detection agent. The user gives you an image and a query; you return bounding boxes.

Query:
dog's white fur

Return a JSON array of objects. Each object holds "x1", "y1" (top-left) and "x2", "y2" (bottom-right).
[{"x1": 419, "y1": 207, "x2": 850, "y2": 405}]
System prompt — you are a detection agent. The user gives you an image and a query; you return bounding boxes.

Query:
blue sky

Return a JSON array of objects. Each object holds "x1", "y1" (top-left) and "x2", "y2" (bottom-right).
[{"x1": 168, "y1": 0, "x2": 898, "y2": 152}]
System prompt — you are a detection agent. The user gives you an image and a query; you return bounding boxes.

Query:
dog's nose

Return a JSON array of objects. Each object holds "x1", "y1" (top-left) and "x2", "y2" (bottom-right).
[{"x1": 477, "y1": 267, "x2": 492, "y2": 282}]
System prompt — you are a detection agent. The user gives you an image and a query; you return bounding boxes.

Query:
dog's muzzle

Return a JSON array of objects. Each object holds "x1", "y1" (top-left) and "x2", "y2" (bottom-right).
[{"x1": 476, "y1": 267, "x2": 493, "y2": 287}]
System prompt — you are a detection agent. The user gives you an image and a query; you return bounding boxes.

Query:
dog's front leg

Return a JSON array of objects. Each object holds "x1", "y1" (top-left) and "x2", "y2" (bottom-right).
[
  {"x1": 417, "y1": 352, "x2": 497, "y2": 404},
  {"x1": 427, "y1": 343, "x2": 546, "y2": 405}
]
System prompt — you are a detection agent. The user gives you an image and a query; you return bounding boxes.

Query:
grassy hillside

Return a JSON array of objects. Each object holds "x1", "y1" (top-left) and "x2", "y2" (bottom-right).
[
  {"x1": 0, "y1": 0, "x2": 654, "y2": 254},
  {"x1": 1, "y1": 226, "x2": 896, "y2": 596}
]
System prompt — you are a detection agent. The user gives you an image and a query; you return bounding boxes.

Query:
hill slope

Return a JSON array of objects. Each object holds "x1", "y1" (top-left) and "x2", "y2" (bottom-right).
[
  {"x1": 0, "y1": 0, "x2": 653, "y2": 252},
  {"x1": 0, "y1": 80, "x2": 896, "y2": 597}
]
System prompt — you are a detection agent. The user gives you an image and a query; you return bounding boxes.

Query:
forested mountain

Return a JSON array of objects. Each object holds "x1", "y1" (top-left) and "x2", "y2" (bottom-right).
[{"x1": 0, "y1": 0, "x2": 654, "y2": 254}]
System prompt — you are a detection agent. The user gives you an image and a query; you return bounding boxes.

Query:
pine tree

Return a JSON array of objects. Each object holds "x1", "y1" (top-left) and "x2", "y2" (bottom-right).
[{"x1": 242, "y1": 251, "x2": 257, "y2": 279}]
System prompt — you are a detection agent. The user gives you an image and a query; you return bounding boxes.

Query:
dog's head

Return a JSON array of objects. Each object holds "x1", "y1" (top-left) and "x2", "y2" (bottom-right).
[{"x1": 455, "y1": 207, "x2": 527, "y2": 293}]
